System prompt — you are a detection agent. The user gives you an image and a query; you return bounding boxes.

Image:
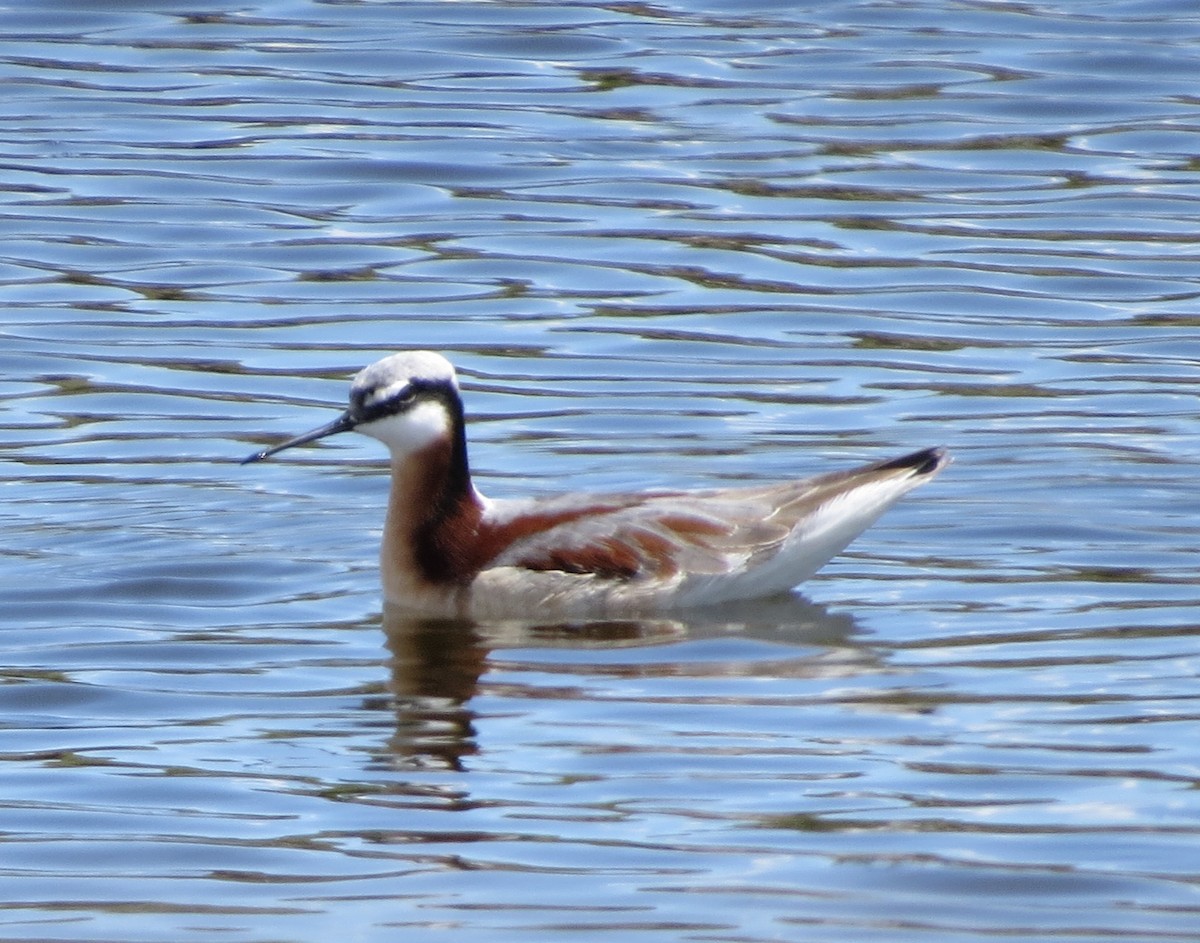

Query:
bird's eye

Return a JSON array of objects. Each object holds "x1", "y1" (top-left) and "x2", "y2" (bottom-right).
[
  {"x1": 388, "y1": 385, "x2": 418, "y2": 409},
  {"x1": 357, "y1": 382, "x2": 420, "y2": 418}
]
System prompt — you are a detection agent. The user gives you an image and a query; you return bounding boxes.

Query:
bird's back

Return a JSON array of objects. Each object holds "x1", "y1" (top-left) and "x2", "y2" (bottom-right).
[{"x1": 460, "y1": 447, "x2": 947, "y2": 617}]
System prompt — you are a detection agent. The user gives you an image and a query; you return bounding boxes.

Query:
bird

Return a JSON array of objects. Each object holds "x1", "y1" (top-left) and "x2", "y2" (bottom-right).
[{"x1": 243, "y1": 351, "x2": 948, "y2": 619}]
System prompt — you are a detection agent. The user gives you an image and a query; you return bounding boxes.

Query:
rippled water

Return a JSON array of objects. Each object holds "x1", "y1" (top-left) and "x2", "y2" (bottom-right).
[{"x1": 2, "y1": 1, "x2": 1199, "y2": 940}]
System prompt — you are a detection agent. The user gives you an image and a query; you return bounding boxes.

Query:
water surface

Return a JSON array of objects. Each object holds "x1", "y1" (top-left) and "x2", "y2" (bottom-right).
[{"x1": 1, "y1": 1, "x2": 1199, "y2": 941}]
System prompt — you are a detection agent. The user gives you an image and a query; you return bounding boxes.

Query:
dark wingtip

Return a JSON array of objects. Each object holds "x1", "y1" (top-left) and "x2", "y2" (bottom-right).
[
  {"x1": 240, "y1": 450, "x2": 269, "y2": 465},
  {"x1": 875, "y1": 446, "x2": 949, "y2": 476}
]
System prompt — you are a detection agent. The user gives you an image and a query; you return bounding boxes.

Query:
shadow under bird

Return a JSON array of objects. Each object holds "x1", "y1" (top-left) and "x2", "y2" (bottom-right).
[{"x1": 243, "y1": 352, "x2": 947, "y2": 618}]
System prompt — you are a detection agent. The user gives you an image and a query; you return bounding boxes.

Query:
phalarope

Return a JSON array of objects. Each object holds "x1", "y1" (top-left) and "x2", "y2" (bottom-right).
[{"x1": 243, "y1": 352, "x2": 947, "y2": 618}]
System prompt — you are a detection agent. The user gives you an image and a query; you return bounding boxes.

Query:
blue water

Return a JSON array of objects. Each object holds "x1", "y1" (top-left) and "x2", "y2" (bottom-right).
[{"x1": 1, "y1": 1, "x2": 1199, "y2": 940}]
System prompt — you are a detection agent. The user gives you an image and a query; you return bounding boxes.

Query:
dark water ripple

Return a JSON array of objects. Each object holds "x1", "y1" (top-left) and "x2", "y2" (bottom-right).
[{"x1": 1, "y1": 1, "x2": 1199, "y2": 941}]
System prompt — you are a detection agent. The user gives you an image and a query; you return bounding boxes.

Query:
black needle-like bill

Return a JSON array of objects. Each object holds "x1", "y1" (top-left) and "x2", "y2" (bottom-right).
[{"x1": 241, "y1": 411, "x2": 357, "y2": 464}]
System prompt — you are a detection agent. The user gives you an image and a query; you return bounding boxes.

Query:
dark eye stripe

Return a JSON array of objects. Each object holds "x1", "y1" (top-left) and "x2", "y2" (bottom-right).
[
  {"x1": 350, "y1": 378, "x2": 456, "y2": 424},
  {"x1": 352, "y1": 386, "x2": 409, "y2": 423}
]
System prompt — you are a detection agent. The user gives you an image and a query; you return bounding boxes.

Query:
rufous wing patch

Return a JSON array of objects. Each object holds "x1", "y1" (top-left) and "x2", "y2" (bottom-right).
[
  {"x1": 504, "y1": 505, "x2": 748, "y2": 581},
  {"x1": 527, "y1": 538, "x2": 643, "y2": 580}
]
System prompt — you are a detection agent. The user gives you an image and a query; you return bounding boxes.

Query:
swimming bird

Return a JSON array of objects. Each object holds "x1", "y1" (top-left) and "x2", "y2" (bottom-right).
[{"x1": 243, "y1": 352, "x2": 947, "y2": 618}]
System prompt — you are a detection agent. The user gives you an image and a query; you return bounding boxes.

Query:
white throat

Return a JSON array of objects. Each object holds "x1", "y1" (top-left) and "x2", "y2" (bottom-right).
[{"x1": 355, "y1": 399, "x2": 452, "y2": 457}]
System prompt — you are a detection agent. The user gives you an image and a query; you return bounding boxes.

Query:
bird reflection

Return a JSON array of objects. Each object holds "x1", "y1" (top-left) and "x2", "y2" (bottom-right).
[
  {"x1": 378, "y1": 612, "x2": 486, "y2": 771},
  {"x1": 374, "y1": 594, "x2": 865, "y2": 772}
]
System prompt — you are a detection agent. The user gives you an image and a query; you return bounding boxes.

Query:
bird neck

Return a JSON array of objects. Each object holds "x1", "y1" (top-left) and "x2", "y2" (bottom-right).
[{"x1": 381, "y1": 418, "x2": 486, "y2": 593}]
